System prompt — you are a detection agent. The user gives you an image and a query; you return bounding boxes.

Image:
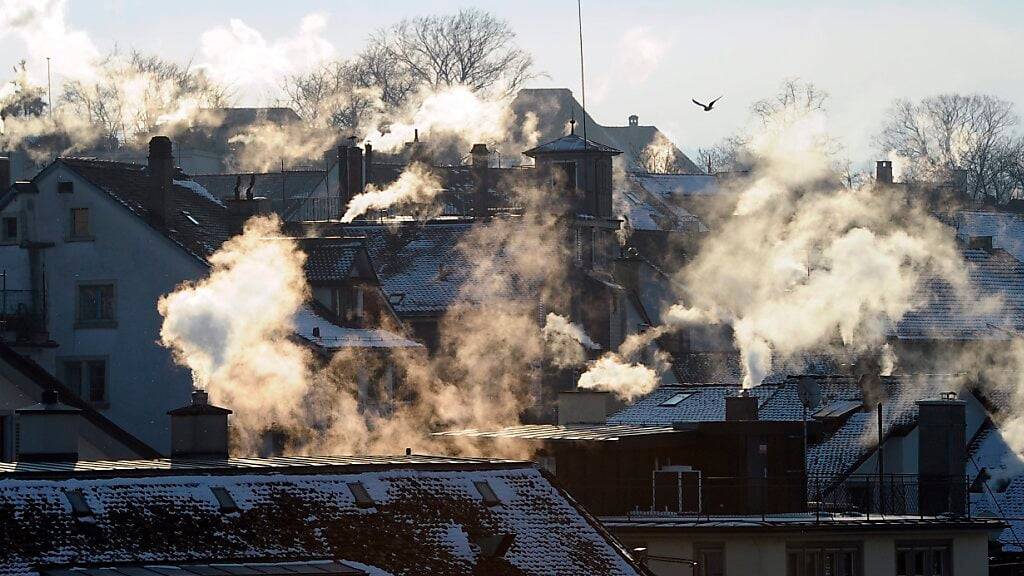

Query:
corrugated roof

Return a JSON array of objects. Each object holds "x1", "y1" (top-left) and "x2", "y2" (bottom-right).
[{"x1": 435, "y1": 424, "x2": 679, "y2": 442}]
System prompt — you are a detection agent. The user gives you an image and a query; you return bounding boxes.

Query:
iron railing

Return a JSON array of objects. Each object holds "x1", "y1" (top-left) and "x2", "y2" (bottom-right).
[
  {"x1": 641, "y1": 472, "x2": 970, "y2": 521},
  {"x1": 0, "y1": 287, "x2": 46, "y2": 343}
]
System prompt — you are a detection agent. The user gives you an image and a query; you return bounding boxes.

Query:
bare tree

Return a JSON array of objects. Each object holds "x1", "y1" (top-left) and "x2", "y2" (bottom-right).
[
  {"x1": 0, "y1": 61, "x2": 47, "y2": 120},
  {"x1": 377, "y1": 8, "x2": 535, "y2": 96},
  {"x1": 61, "y1": 49, "x2": 229, "y2": 148},
  {"x1": 878, "y1": 93, "x2": 1022, "y2": 202},
  {"x1": 751, "y1": 78, "x2": 828, "y2": 122},
  {"x1": 282, "y1": 61, "x2": 382, "y2": 132}
]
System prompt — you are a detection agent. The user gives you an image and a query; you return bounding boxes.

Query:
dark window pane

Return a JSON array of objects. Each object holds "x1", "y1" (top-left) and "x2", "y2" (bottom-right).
[
  {"x1": 806, "y1": 551, "x2": 819, "y2": 576},
  {"x1": 788, "y1": 552, "x2": 800, "y2": 576},
  {"x1": 79, "y1": 285, "x2": 114, "y2": 321},
  {"x1": 3, "y1": 217, "x2": 17, "y2": 240},
  {"x1": 63, "y1": 361, "x2": 83, "y2": 396},
  {"x1": 71, "y1": 208, "x2": 89, "y2": 237},
  {"x1": 913, "y1": 551, "x2": 924, "y2": 576},
  {"x1": 87, "y1": 361, "x2": 105, "y2": 402}
]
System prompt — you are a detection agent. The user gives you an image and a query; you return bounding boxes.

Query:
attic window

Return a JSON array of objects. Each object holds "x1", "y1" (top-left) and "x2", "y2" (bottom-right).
[
  {"x1": 474, "y1": 481, "x2": 501, "y2": 507},
  {"x1": 57, "y1": 181, "x2": 74, "y2": 194},
  {"x1": 474, "y1": 533, "x2": 516, "y2": 559},
  {"x1": 660, "y1": 393, "x2": 693, "y2": 407},
  {"x1": 210, "y1": 486, "x2": 239, "y2": 513},
  {"x1": 347, "y1": 482, "x2": 375, "y2": 508},
  {"x1": 181, "y1": 210, "x2": 200, "y2": 226},
  {"x1": 388, "y1": 293, "x2": 406, "y2": 306},
  {"x1": 63, "y1": 488, "x2": 93, "y2": 518}
]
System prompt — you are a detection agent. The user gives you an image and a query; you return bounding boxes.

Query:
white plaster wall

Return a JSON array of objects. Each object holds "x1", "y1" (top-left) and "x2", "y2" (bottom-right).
[
  {"x1": 619, "y1": 528, "x2": 991, "y2": 576},
  {"x1": 5, "y1": 164, "x2": 209, "y2": 453}
]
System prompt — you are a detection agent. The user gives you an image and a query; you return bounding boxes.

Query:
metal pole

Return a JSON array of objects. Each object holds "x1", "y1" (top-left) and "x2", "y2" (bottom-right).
[
  {"x1": 576, "y1": 0, "x2": 587, "y2": 147},
  {"x1": 877, "y1": 402, "x2": 884, "y2": 515},
  {"x1": 46, "y1": 57, "x2": 52, "y2": 116}
]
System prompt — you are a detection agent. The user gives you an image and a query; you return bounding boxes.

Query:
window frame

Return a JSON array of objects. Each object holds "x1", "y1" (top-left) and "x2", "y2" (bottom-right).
[
  {"x1": 74, "y1": 282, "x2": 117, "y2": 328},
  {"x1": 58, "y1": 356, "x2": 109, "y2": 407},
  {"x1": 694, "y1": 542, "x2": 725, "y2": 576},
  {"x1": 786, "y1": 541, "x2": 863, "y2": 576},
  {"x1": 551, "y1": 160, "x2": 578, "y2": 191},
  {"x1": 896, "y1": 539, "x2": 952, "y2": 576},
  {"x1": 0, "y1": 216, "x2": 18, "y2": 243},
  {"x1": 68, "y1": 207, "x2": 93, "y2": 241}
]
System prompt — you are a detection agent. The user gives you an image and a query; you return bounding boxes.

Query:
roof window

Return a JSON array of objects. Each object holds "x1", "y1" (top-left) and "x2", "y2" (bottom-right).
[
  {"x1": 210, "y1": 486, "x2": 239, "y2": 513},
  {"x1": 347, "y1": 482, "x2": 375, "y2": 508},
  {"x1": 57, "y1": 181, "x2": 74, "y2": 194},
  {"x1": 659, "y1": 393, "x2": 693, "y2": 407},
  {"x1": 63, "y1": 488, "x2": 93, "y2": 518},
  {"x1": 473, "y1": 481, "x2": 501, "y2": 507},
  {"x1": 181, "y1": 210, "x2": 200, "y2": 226}
]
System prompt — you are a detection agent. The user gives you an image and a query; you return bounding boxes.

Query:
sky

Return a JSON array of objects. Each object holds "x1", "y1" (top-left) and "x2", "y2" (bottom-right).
[{"x1": 2, "y1": 0, "x2": 1024, "y2": 167}]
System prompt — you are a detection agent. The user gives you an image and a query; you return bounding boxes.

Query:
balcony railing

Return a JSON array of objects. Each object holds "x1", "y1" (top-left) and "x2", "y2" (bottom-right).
[
  {"x1": 0, "y1": 288, "x2": 47, "y2": 343},
  {"x1": 645, "y1": 472, "x2": 970, "y2": 521}
]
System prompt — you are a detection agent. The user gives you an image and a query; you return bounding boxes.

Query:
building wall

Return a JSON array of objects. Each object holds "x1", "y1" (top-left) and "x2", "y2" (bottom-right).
[
  {"x1": 616, "y1": 528, "x2": 990, "y2": 575},
  {"x1": 0, "y1": 163, "x2": 207, "y2": 453}
]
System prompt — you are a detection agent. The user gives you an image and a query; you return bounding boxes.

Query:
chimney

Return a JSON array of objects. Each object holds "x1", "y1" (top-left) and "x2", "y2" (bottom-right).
[
  {"x1": 725, "y1": 390, "x2": 758, "y2": 421},
  {"x1": 471, "y1": 143, "x2": 491, "y2": 218},
  {"x1": 147, "y1": 136, "x2": 175, "y2": 223},
  {"x1": 558, "y1": 390, "x2": 609, "y2": 425},
  {"x1": 628, "y1": 114, "x2": 638, "y2": 127},
  {"x1": 0, "y1": 156, "x2": 10, "y2": 193},
  {"x1": 917, "y1": 392, "x2": 967, "y2": 515},
  {"x1": 168, "y1": 389, "x2": 233, "y2": 459},
  {"x1": 226, "y1": 175, "x2": 270, "y2": 235},
  {"x1": 967, "y1": 235, "x2": 994, "y2": 253},
  {"x1": 337, "y1": 144, "x2": 365, "y2": 216},
  {"x1": 875, "y1": 160, "x2": 894, "y2": 185},
  {"x1": 364, "y1": 143, "x2": 373, "y2": 187},
  {"x1": 15, "y1": 389, "x2": 81, "y2": 462}
]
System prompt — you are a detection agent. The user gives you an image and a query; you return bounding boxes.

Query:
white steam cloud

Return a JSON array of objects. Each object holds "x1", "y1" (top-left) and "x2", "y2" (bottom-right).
[
  {"x1": 577, "y1": 356, "x2": 658, "y2": 401},
  {"x1": 542, "y1": 313, "x2": 599, "y2": 369},
  {"x1": 340, "y1": 163, "x2": 444, "y2": 222}
]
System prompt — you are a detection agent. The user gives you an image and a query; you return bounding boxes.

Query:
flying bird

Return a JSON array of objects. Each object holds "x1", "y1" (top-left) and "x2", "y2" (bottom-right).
[{"x1": 692, "y1": 96, "x2": 723, "y2": 112}]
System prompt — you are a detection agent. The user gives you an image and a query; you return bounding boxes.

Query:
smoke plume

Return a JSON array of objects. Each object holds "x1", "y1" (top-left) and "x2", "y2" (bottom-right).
[
  {"x1": 542, "y1": 313, "x2": 599, "y2": 369},
  {"x1": 577, "y1": 356, "x2": 658, "y2": 401},
  {"x1": 340, "y1": 163, "x2": 444, "y2": 222}
]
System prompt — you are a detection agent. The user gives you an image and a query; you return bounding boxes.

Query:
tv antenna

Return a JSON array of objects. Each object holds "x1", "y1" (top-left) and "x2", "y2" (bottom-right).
[{"x1": 576, "y1": 0, "x2": 587, "y2": 148}]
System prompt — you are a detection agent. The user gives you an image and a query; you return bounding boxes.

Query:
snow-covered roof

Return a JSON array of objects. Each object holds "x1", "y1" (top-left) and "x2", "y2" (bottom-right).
[
  {"x1": 629, "y1": 173, "x2": 721, "y2": 198},
  {"x1": 0, "y1": 456, "x2": 644, "y2": 576},
  {"x1": 956, "y1": 210, "x2": 1024, "y2": 263},
  {"x1": 294, "y1": 306, "x2": 420, "y2": 349}
]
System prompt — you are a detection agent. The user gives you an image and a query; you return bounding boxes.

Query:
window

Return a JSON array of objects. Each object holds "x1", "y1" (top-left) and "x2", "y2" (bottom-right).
[
  {"x1": 787, "y1": 542, "x2": 860, "y2": 576},
  {"x1": 347, "y1": 482, "x2": 375, "y2": 508},
  {"x1": 474, "y1": 481, "x2": 501, "y2": 507},
  {"x1": 334, "y1": 286, "x2": 364, "y2": 322},
  {"x1": 77, "y1": 284, "x2": 115, "y2": 325},
  {"x1": 695, "y1": 544, "x2": 725, "y2": 576},
  {"x1": 896, "y1": 541, "x2": 951, "y2": 576},
  {"x1": 660, "y1": 392, "x2": 693, "y2": 407},
  {"x1": 210, "y1": 486, "x2": 239, "y2": 513},
  {"x1": 69, "y1": 207, "x2": 90, "y2": 239},
  {"x1": 60, "y1": 358, "x2": 107, "y2": 403},
  {"x1": 553, "y1": 161, "x2": 577, "y2": 191},
  {"x1": 64, "y1": 488, "x2": 94, "y2": 518},
  {"x1": 57, "y1": 180, "x2": 74, "y2": 194},
  {"x1": 1, "y1": 217, "x2": 17, "y2": 242}
]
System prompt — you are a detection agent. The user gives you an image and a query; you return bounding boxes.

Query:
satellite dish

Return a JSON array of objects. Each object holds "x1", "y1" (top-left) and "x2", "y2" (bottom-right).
[{"x1": 796, "y1": 376, "x2": 822, "y2": 411}]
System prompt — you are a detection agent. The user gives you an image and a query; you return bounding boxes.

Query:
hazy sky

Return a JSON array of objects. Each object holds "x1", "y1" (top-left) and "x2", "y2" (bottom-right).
[{"x1": 2, "y1": 0, "x2": 1024, "y2": 167}]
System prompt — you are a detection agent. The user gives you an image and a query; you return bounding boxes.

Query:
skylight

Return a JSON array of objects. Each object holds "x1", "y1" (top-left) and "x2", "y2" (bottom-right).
[
  {"x1": 659, "y1": 393, "x2": 693, "y2": 407},
  {"x1": 474, "y1": 480, "x2": 501, "y2": 507},
  {"x1": 63, "y1": 488, "x2": 93, "y2": 518},
  {"x1": 347, "y1": 482, "x2": 376, "y2": 508},
  {"x1": 210, "y1": 486, "x2": 239, "y2": 513}
]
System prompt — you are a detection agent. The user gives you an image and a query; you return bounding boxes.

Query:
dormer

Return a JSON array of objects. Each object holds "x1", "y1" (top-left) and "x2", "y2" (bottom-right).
[{"x1": 523, "y1": 131, "x2": 621, "y2": 219}]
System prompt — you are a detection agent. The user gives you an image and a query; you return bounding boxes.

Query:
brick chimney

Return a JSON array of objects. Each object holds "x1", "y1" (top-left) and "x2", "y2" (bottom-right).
[
  {"x1": 337, "y1": 144, "x2": 365, "y2": 217},
  {"x1": 725, "y1": 390, "x2": 759, "y2": 421},
  {"x1": 917, "y1": 392, "x2": 966, "y2": 515},
  {"x1": 876, "y1": 160, "x2": 894, "y2": 185},
  {"x1": 15, "y1": 389, "x2": 81, "y2": 462},
  {"x1": 225, "y1": 174, "x2": 270, "y2": 234},
  {"x1": 471, "y1": 143, "x2": 491, "y2": 218},
  {"x1": 168, "y1": 389, "x2": 232, "y2": 459},
  {"x1": 147, "y1": 136, "x2": 175, "y2": 223}
]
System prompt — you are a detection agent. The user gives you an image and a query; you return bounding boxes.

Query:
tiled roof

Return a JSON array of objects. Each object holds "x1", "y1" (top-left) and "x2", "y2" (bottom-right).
[
  {"x1": 290, "y1": 221, "x2": 529, "y2": 317},
  {"x1": 967, "y1": 422, "x2": 1024, "y2": 551},
  {"x1": 297, "y1": 238, "x2": 364, "y2": 283},
  {"x1": 41, "y1": 560, "x2": 369, "y2": 576},
  {"x1": 523, "y1": 134, "x2": 621, "y2": 156},
  {"x1": 629, "y1": 173, "x2": 720, "y2": 198},
  {"x1": 294, "y1": 306, "x2": 421, "y2": 349},
  {"x1": 59, "y1": 158, "x2": 234, "y2": 262},
  {"x1": 893, "y1": 248, "x2": 1024, "y2": 340},
  {"x1": 956, "y1": 210, "x2": 1024, "y2": 263},
  {"x1": 0, "y1": 457, "x2": 643, "y2": 576},
  {"x1": 606, "y1": 384, "x2": 781, "y2": 426}
]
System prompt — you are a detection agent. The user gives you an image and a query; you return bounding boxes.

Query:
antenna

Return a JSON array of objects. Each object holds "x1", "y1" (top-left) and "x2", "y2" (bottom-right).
[
  {"x1": 576, "y1": 0, "x2": 587, "y2": 148},
  {"x1": 46, "y1": 57, "x2": 52, "y2": 116}
]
